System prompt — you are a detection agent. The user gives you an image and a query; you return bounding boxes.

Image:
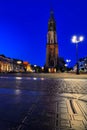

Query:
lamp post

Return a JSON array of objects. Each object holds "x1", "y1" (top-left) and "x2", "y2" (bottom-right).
[
  {"x1": 72, "y1": 36, "x2": 84, "y2": 74},
  {"x1": 34, "y1": 65, "x2": 37, "y2": 73},
  {"x1": 66, "y1": 59, "x2": 71, "y2": 72},
  {"x1": 66, "y1": 59, "x2": 71, "y2": 66}
]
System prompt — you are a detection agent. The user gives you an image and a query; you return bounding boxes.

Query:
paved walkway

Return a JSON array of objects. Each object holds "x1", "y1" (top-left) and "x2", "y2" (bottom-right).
[
  {"x1": 0, "y1": 73, "x2": 87, "y2": 79},
  {"x1": 15, "y1": 93, "x2": 87, "y2": 130},
  {"x1": 0, "y1": 76, "x2": 87, "y2": 130}
]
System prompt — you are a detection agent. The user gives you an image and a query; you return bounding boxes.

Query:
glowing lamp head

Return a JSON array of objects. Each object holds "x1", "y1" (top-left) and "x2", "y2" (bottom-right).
[
  {"x1": 71, "y1": 35, "x2": 77, "y2": 43},
  {"x1": 34, "y1": 65, "x2": 37, "y2": 67},
  {"x1": 66, "y1": 59, "x2": 69, "y2": 62},
  {"x1": 72, "y1": 35, "x2": 84, "y2": 43},
  {"x1": 73, "y1": 36, "x2": 77, "y2": 39},
  {"x1": 79, "y1": 36, "x2": 84, "y2": 42}
]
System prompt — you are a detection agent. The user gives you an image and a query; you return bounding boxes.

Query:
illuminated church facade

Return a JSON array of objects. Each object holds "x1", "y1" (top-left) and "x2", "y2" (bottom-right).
[{"x1": 46, "y1": 11, "x2": 59, "y2": 72}]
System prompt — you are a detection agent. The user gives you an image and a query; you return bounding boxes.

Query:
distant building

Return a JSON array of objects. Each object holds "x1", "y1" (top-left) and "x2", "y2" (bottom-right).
[
  {"x1": 79, "y1": 57, "x2": 87, "y2": 72},
  {"x1": 13, "y1": 59, "x2": 24, "y2": 72},
  {"x1": 23, "y1": 62, "x2": 32, "y2": 72},
  {"x1": 0, "y1": 54, "x2": 32, "y2": 73},
  {"x1": 0, "y1": 55, "x2": 13, "y2": 72},
  {"x1": 46, "y1": 11, "x2": 59, "y2": 72},
  {"x1": 73, "y1": 57, "x2": 87, "y2": 72}
]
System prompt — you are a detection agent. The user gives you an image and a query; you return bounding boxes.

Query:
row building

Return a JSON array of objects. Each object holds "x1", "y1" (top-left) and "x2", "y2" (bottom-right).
[{"x1": 0, "y1": 55, "x2": 32, "y2": 73}]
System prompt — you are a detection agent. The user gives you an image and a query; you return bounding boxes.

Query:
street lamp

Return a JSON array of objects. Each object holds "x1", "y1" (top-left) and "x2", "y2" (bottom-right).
[
  {"x1": 66, "y1": 59, "x2": 71, "y2": 72},
  {"x1": 72, "y1": 35, "x2": 84, "y2": 74},
  {"x1": 66, "y1": 59, "x2": 71, "y2": 66}
]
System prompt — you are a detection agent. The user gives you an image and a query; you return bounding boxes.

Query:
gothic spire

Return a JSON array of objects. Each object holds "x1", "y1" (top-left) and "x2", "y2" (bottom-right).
[
  {"x1": 50, "y1": 9, "x2": 54, "y2": 20},
  {"x1": 48, "y1": 10, "x2": 56, "y2": 31}
]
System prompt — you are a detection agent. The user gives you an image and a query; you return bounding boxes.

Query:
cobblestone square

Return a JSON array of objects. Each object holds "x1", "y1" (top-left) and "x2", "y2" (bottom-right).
[{"x1": 0, "y1": 74, "x2": 87, "y2": 130}]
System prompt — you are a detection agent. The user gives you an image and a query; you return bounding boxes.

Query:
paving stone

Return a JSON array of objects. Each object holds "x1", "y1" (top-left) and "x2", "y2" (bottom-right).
[
  {"x1": 71, "y1": 120, "x2": 85, "y2": 130},
  {"x1": 60, "y1": 108, "x2": 68, "y2": 113},
  {"x1": 60, "y1": 120, "x2": 70, "y2": 127},
  {"x1": 0, "y1": 77, "x2": 87, "y2": 130},
  {"x1": 60, "y1": 114, "x2": 70, "y2": 120},
  {"x1": 74, "y1": 115, "x2": 85, "y2": 121}
]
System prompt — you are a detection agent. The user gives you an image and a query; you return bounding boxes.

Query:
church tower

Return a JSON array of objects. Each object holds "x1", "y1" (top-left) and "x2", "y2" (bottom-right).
[{"x1": 46, "y1": 11, "x2": 59, "y2": 72}]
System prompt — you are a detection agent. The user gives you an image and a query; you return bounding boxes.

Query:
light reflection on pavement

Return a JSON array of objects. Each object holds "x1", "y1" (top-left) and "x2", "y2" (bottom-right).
[{"x1": 0, "y1": 76, "x2": 87, "y2": 130}]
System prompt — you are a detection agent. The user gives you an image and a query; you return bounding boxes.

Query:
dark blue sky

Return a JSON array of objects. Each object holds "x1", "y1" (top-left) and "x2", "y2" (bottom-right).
[{"x1": 0, "y1": 0, "x2": 87, "y2": 67}]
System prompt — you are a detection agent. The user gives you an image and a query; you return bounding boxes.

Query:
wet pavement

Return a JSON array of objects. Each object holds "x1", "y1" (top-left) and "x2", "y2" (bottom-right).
[{"x1": 0, "y1": 76, "x2": 87, "y2": 130}]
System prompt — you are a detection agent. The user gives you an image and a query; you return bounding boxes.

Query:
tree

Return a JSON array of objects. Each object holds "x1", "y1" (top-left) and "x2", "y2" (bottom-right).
[{"x1": 56, "y1": 57, "x2": 66, "y2": 72}]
